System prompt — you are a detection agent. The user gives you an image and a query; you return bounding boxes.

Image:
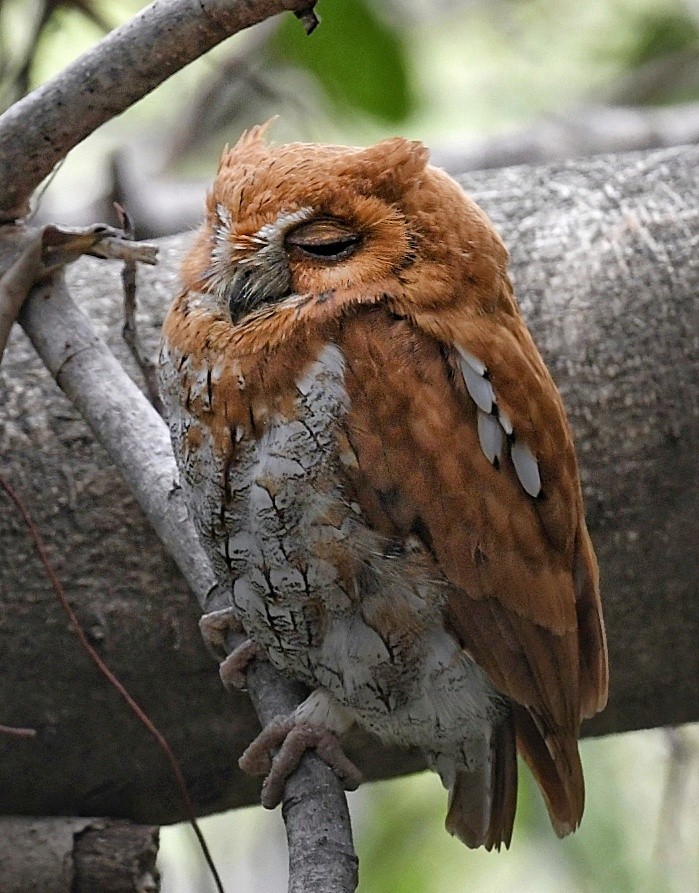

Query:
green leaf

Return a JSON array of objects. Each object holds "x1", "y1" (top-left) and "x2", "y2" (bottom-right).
[
  {"x1": 272, "y1": 0, "x2": 412, "y2": 122},
  {"x1": 626, "y1": 10, "x2": 699, "y2": 69}
]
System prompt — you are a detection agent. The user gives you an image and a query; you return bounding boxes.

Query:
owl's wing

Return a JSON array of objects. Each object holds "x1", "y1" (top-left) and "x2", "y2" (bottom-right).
[{"x1": 337, "y1": 306, "x2": 607, "y2": 835}]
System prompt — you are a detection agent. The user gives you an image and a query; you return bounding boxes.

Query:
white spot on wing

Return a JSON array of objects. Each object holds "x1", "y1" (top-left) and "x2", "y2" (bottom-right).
[
  {"x1": 477, "y1": 410, "x2": 504, "y2": 465},
  {"x1": 455, "y1": 346, "x2": 486, "y2": 377},
  {"x1": 511, "y1": 441, "x2": 541, "y2": 497},
  {"x1": 497, "y1": 409, "x2": 513, "y2": 436},
  {"x1": 456, "y1": 348, "x2": 494, "y2": 413},
  {"x1": 453, "y1": 345, "x2": 540, "y2": 498}
]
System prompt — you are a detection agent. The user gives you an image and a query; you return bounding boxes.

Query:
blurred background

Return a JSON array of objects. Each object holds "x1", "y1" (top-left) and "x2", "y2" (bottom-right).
[
  {"x1": 3, "y1": 0, "x2": 699, "y2": 232},
  {"x1": 1, "y1": 0, "x2": 697, "y2": 890}
]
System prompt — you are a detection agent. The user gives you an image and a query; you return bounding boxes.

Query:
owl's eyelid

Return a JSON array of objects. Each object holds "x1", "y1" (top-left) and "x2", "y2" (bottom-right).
[
  {"x1": 285, "y1": 218, "x2": 362, "y2": 257},
  {"x1": 290, "y1": 237, "x2": 361, "y2": 262}
]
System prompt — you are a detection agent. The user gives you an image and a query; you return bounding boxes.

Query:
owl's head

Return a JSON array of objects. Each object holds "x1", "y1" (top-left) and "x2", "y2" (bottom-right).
[{"x1": 182, "y1": 124, "x2": 509, "y2": 329}]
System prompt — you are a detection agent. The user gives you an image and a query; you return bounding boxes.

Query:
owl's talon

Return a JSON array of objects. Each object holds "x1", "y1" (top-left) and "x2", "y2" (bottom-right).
[
  {"x1": 199, "y1": 607, "x2": 243, "y2": 659},
  {"x1": 239, "y1": 716, "x2": 363, "y2": 809},
  {"x1": 219, "y1": 638, "x2": 265, "y2": 690},
  {"x1": 239, "y1": 715, "x2": 292, "y2": 777}
]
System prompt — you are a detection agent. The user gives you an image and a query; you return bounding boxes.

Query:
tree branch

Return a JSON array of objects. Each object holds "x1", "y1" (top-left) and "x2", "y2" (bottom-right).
[
  {"x1": 0, "y1": 818, "x2": 159, "y2": 893},
  {"x1": 431, "y1": 101, "x2": 699, "y2": 173},
  {"x1": 0, "y1": 0, "x2": 316, "y2": 221},
  {"x1": 0, "y1": 144, "x2": 696, "y2": 836},
  {"x1": 16, "y1": 273, "x2": 357, "y2": 892}
]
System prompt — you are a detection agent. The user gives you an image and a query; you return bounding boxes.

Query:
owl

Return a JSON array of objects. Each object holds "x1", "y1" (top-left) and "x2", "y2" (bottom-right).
[{"x1": 159, "y1": 125, "x2": 608, "y2": 850}]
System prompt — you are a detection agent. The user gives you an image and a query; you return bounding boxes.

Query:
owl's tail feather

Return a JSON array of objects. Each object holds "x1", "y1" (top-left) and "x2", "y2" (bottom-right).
[
  {"x1": 513, "y1": 704, "x2": 585, "y2": 837},
  {"x1": 445, "y1": 713, "x2": 517, "y2": 851}
]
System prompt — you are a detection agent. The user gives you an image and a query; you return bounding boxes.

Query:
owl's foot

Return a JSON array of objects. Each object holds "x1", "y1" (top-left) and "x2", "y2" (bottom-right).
[
  {"x1": 200, "y1": 608, "x2": 266, "y2": 690},
  {"x1": 219, "y1": 638, "x2": 265, "y2": 690},
  {"x1": 240, "y1": 691, "x2": 362, "y2": 808},
  {"x1": 199, "y1": 607, "x2": 243, "y2": 656}
]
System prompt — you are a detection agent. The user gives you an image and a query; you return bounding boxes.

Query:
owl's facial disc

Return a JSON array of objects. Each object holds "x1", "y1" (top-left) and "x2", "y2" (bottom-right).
[{"x1": 224, "y1": 213, "x2": 362, "y2": 323}]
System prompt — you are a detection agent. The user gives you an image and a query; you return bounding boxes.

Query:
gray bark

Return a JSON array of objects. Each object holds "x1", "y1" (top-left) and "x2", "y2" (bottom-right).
[
  {"x1": 0, "y1": 817, "x2": 159, "y2": 893},
  {"x1": 0, "y1": 145, "x2": 697, "y2": 825}
]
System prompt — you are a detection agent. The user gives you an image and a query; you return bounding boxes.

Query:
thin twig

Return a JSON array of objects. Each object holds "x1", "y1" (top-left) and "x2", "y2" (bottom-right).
[
  {"x1": 0, "y1": 723, "x2": 37, "y2": 738},
  {"x1": 0, "y1": 234, "x2": 43, "y2": 361},
  {"x1": 116, "y1": 204, "x2": 164, "y2": 413},
  {"x1": 41, "y1": 223, "x2": 158, "y2": 266},
  {"x1": 0, "y1": 470, "x2": 226, "y2": 893},
  {"x1": 4, "y1": 0, "x2": 113, "y2": 106},
  {"x1": 26, "y1": 159, "x2": 65, "y2": 222},
  {"x1": 0, "y1": 224, "x2": 157, "y2": 365}
]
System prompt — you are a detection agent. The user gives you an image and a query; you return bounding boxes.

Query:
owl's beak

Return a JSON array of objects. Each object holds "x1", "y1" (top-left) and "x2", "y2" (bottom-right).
[
  {"x1": 224, "y1": 249, "x2": 293, "y2": 324},
  {"x1": 226, "y1": 264, "x2": 255, "y2": 323}
]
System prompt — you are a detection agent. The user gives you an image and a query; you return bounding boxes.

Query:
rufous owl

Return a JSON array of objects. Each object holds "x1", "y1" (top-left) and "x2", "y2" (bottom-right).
[{"x1": 159, "y1": 124, "x2": 608, "y2": 850}]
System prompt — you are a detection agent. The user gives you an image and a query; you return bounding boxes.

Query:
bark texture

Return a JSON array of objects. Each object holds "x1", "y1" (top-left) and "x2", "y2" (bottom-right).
[
  {"x1": 0, "y1": 146, "x2": 697, "y2": 823},
  {"x1": 0, "y1": 817, "x2": 159, "y2": 893}
]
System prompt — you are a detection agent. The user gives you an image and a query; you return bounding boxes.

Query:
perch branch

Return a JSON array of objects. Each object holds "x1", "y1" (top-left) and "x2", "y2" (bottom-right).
[
  {"x1": 18, "y1": 275, "x2": 358, "y2": 893},
  {"x1": 0, "y1": 0, "x2": 317, "y2": 220},
  {"x1": 0, "y1": 223, "x2": 156, "y2": 363}
]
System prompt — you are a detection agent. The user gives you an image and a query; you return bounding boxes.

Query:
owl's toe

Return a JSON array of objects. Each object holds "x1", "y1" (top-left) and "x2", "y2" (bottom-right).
[
  {"x1": 239, "y1": 716, "x2": 363, "y2": 809},
  {"x1": 219, "y1": 638, "x2": 265, "y2": 690},
  {"x1": 199, "y1": 607, "x2": 244, "y2": 657}
]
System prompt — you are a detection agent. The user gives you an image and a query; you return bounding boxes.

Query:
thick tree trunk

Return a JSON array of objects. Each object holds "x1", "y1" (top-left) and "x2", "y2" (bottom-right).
[
  {"x1": 0, "y1": 818, "x2": 159, "y2": 892},
  {"x1": 0, "y1": 145, "x2": 697, "y2": 824}
]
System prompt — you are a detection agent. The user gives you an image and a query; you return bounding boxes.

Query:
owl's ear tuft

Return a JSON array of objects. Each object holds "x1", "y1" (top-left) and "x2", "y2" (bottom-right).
[
  {"x1": 354, "y1": 138, "x2": 429, "y2": 199},
  {"x1": 239, "y1": 117, "x2": 278, "y2": 147},
  {"x1": 219, "y1": 118, "x2": 278, "y2": 171}
]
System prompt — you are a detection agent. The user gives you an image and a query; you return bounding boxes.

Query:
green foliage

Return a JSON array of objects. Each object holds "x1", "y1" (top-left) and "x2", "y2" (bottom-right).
[
  {"x1": 622, "y1": 9, "x2": 699, "y2": 68},
  {"x1": 271, "y1": 0, "x2": 413, "y2": 123}
]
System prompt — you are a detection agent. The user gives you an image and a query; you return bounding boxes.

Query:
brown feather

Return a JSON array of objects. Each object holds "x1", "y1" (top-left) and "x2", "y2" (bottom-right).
[
  {"x1": 445, "y1": 710, "x2": 517, "y2": 851},
  {"x1": 335, "y1": 306, "x2": 597, "y2": 832},
  {"x1": 513, "y1": 704, "x2": 585, "y2": 835}
]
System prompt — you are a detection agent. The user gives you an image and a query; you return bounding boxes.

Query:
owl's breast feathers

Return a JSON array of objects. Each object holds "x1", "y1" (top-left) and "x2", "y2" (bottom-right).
[
  {"x1": 160, "y1": 131, "x2": 607, "y2": 843},
  {"x1": 162, "y1": 279, "x2": 607, "y2": 836}
]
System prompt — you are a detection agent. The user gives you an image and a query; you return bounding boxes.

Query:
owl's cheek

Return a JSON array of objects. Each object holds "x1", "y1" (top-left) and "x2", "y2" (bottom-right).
[
  {"x1": 289, "y1": 261, "x2": 354, "y2": 297},
  {"x1": 289, "y1": 253, "x2": 406, "y2": 301}
]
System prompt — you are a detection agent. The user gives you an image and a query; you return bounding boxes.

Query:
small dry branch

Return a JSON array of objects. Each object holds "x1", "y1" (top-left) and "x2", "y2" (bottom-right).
[{"x1": 0, "y1": 0, "x2": 318, "y2": 220}]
